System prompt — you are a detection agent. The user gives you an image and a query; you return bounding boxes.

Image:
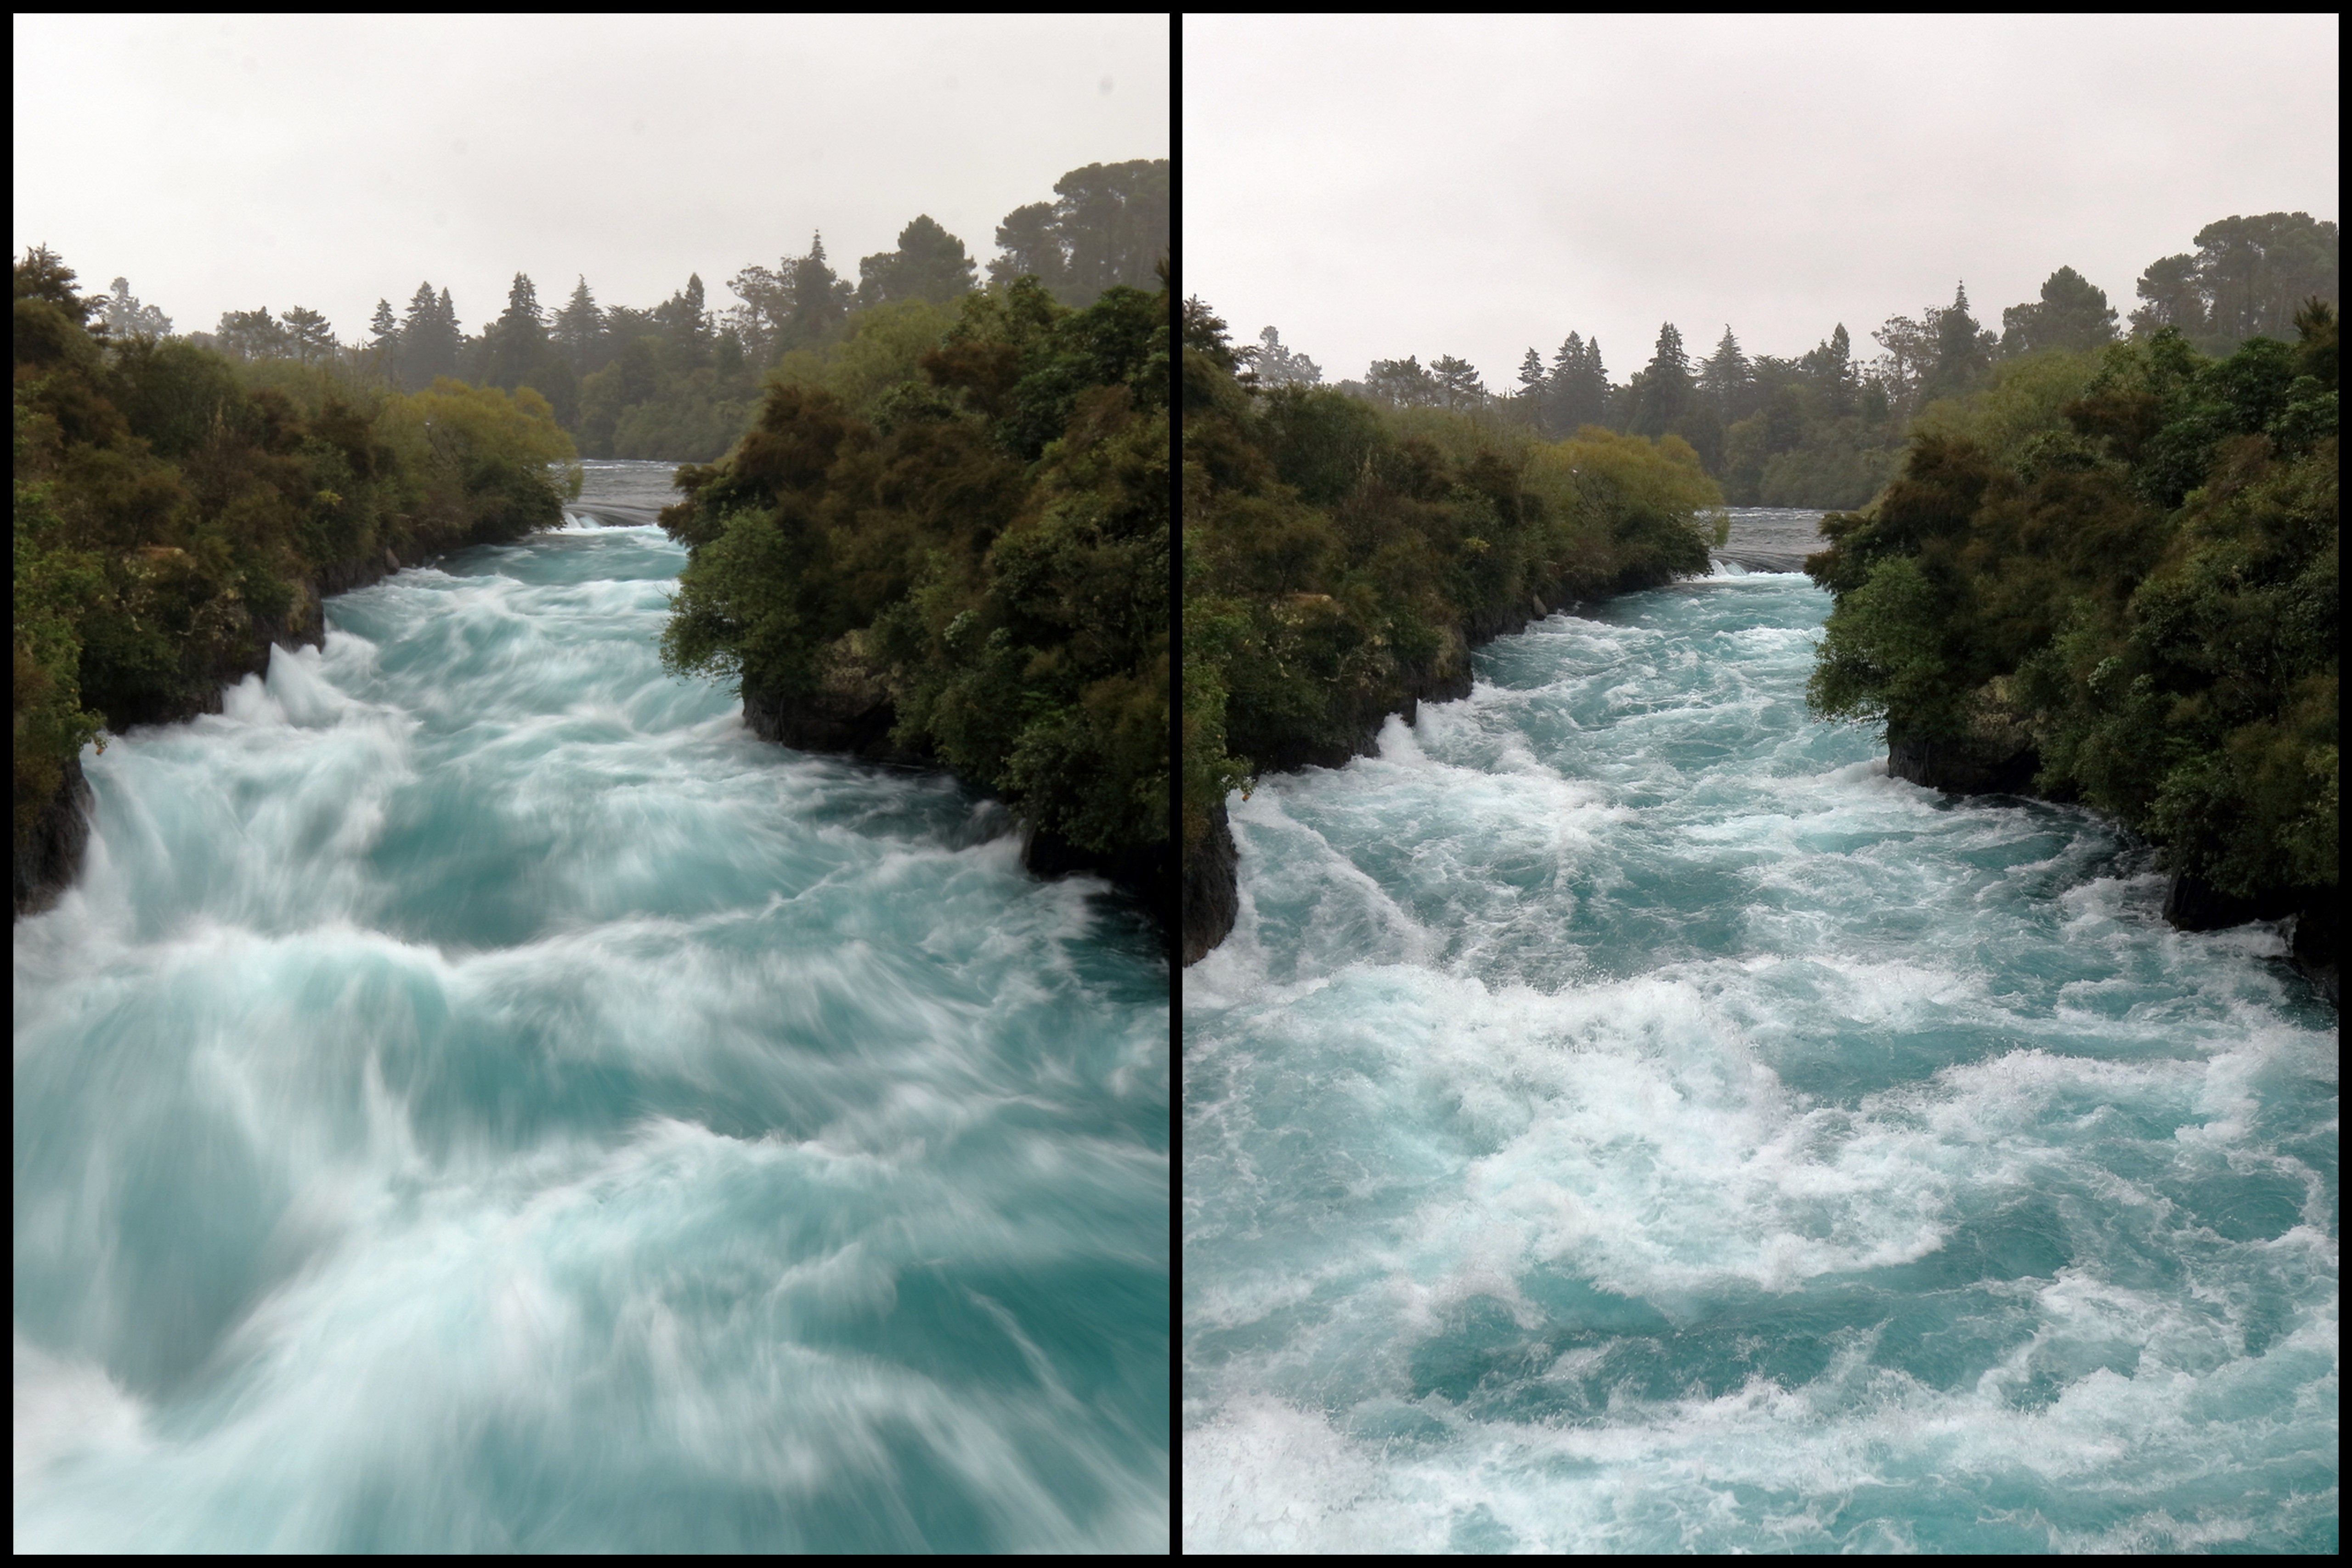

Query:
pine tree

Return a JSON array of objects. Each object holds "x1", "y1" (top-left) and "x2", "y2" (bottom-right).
[
  {"x1": 1430, "y1": 354, "x2": 1488, "y2": 410},
  {"x1": 1253, "y1": 326, "x2": 1323, "y2": 390},
  {"x1": 988, "y1": 201, "x2": 1064, "y2": 289},
  {"x1": 1516, "y1": 346, "x2": 1547, "y2": 427},
  {"x1": 1698, "y1": 326, "x2": 1752, "y2": 424},
  {"x1": 485, "y1": 272, "x2": 552, "y2": 389},
  {"x1": 1547, "y1": 333, "x2": 1613, "y2": 434},
  {"x1": 399, "y1": 282, "x2": 460, "y2": 389},
  {"x1": 281, "y1": 306, "x2": 337, "y2": 364},
  {"x1": 776, "y1": 232, "x2": 851, "y2": 356},
  {"x1": 553, "y1": 276, "x2": 606, "y2": 375},
  {"x1": 367, "y1": 297, "x2": 401, "y2": 384},
  {"x1": 96, "y1": 276, "x2": 174, "y2": 339},
  {"x1": 1918, "y1": 282, "x2": 1992, "y2": 405},
  {"x1": 1802, "y1": 323, "x2": 1857, "y2": 417},
  {"x1": 1629, "y1": 322, "x2": 1692, "y2": 437}
]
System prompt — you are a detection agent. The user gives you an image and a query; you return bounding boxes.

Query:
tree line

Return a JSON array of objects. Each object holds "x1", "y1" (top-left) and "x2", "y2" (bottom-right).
[
  {"x1": 119, "y1": 159, "x2": 1167, "y2": 466},
  {"x1": 1248, "y1": 211, "x2": 2336, "y2": 511},
  {"x1": 14, "y1": 245, "x2": 578, "y2": 910},
  {"x1": 1180, "y1": 295, "x2": 1730, "y2": 960}
]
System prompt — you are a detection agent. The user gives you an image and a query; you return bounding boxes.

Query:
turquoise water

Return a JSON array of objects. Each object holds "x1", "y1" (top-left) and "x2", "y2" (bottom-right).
[
  {"x1": 14, "y1": 463, "x2": 1170, "y2": 1552},
  {"x1": 1182, "y1": 565, "x2": 2336, "y2": 1552}
]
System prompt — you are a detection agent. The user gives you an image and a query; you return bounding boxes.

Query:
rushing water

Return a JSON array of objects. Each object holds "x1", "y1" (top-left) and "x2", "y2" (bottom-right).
[
  {"x1": 1182, "y1": 545, "x2": 2337, "y2": 1552},
  {"x1": 14, "y1": 462, "x2": 1170, "y2": 1552}
]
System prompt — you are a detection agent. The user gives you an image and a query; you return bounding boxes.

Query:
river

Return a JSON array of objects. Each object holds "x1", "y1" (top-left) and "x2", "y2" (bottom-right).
[
  {"x1": 1182, "y1": 519, "x2": 2336, "y2": 1551},
  {"x1": 13, "y1": 461, "x2": 1170, "y2": 1552}
]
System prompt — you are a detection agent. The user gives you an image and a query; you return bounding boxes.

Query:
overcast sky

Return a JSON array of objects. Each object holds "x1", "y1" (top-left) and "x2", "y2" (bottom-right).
[
  {"x1": 1186, "y1": 16, "x2": 2338, "y2": 388},
  {"x1": 15, "y1": 14, "x2": 1167, "y2": 341}
]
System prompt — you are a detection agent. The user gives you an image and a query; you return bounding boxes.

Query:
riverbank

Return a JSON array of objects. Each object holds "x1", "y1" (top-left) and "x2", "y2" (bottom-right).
[
  {"x1": 15, "y1": 537, "x2": 498, "y2": 919},
  {"x1": 1182, "y1": 507, "x2": 1817, "y2": 965}
]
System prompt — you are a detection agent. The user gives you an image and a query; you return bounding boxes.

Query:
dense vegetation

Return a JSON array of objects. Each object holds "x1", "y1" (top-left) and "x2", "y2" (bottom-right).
[
  {"x1": 654, "y1": 268, "x2": 1170, "y2": 911},
  {"x1": 1259, "y1": 211, "x2": 2337, "y2": 511},
  {"x1": 169, "y1": 159, "x2": 1169, "y2": 466},
  {"x1": 14, "y1": 246, "x2": 577, "y2": 891},
  {"x1": 1181, "y1": 297, "x2": 1727, "y2": 877},
  {"x1": 1803, "y1": 301, "x2": 2337, "y2": 916}
]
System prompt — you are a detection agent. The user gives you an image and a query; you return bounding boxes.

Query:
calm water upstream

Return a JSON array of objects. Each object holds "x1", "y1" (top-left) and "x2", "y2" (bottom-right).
[
  {"x1": 1182, "y1": 541, "x2": 2336, "y2": 1551},
  {"x1": 14, "y1": 461, "x2": 1169, "y2": 1551}
]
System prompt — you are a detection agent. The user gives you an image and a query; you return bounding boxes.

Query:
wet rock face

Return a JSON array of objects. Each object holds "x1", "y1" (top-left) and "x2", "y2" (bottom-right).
[
  {"x1": 738, "y1": 639, "x2": 928, "y2": 765},
  {"x1": 1885, "y1": 729, "x2": 2043, "y2": 796},
  {"x1": 14, "y1": 753, "x2": 93, "y2": 917},
  {"x1": 1024, "y1": 825, "x2": 1173, "y2": 957},
  {"x1": 2166, "y1": 874, "x2": 2337, "y2": 1006},
  {"x1": 1182, "y1": 803, "x2": 1239, "y2": 967}
]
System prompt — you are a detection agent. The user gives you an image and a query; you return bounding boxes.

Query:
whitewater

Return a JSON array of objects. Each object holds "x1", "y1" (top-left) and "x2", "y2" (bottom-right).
[
  {"x1": 14, "y1": 461, "x2": 1170, "y2": 1551},
  {"x1": 1182, "y1": 513, "x2": 2336, "y2": 1552}
]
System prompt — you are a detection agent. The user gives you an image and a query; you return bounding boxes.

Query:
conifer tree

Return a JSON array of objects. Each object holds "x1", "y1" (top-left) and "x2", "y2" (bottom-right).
[
  {"x1": 1629, "y1": 322, "x2": 1692, "y2": 437},
  {"x1": 553, "y1": 276, "x2": 606, "y2": 374},
  {"x1": 281, "y1": 306, "x2": 337, "y2": 364},
  {"x1": 1698, "y1": 326, "x2": 1752, "y2": 424}
]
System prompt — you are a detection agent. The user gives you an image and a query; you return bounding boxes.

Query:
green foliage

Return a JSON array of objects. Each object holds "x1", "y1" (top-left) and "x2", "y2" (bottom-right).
[
  {"x1": 2130, "y1": 211, "x2": 2338, "y2": 356},
  {"x1": 658, "y1": 278, "x2": 1170, "y2": 865},
  {"x1": 1181, "y1": 305, "x2": 1723, "y2": 869},
  {"x1": 13, "y1": 247, "x2": 577, "y2": 860},
  {"x1": 1806, "y1": 309, "x2": 2338, "y2": 900}
]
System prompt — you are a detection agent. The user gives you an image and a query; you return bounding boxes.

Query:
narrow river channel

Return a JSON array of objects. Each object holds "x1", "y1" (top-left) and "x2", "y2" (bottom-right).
[
  {"x1": 1182, "y1": 532, "x2": 2335, "y2": 1552},
  {"x1": 15, "y1": 461, "x2": 1170, "y2": 1552}
]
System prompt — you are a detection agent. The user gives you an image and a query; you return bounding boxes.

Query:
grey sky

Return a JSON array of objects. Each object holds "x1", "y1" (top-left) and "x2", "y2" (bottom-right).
[
  {"x1": 15, "y1": 14, "x2": 1168, "y2": 342},
  {"x1": 1186, "y1": 15, "x2": 2338, "y2": 388}
]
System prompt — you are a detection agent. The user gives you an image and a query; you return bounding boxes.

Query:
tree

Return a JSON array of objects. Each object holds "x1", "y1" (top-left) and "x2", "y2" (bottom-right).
[
  {"x1": 400, "y1": 281, "x2": 459, "y2": 390},
  {"x1": 855, "y1": 213, "x2": 978, "y2": 308},
  {"x1": 1698, "y1": 326, "x2": 1752, "y2": 425},
  {"x1": 1801, "y1": 323, "x2": 1857, "y2": 417},
  {"x1": 985, "y1": 160, "x2": 1168, "y2": 307},
  {"x1": 2130, "y1": 253, "x2": 2209, "y2": 341},
  {"x1": 1547, "y1": 333, "x2": 1611, "y2": 434},
  {"x1": 553, "y1": 276, "x2": 607, "y2": 375},
  {"x1": 652, "y1": 271, "x2": 712, "y2": 369},
  {"x1": 1253, "y1": 325, "x2": 1322, "y2": 390},
  {"x1": 94, "y1": 277, "x2": 172, "y2": 339},
  {"x1": 1917, "y1": 282, "x2": 1994, "y2": 406},
  {"x1": 281, "y1": 306, "x2": 337, "y2": 363},
  {"x1": 2131, "y1": 212, "x2": 2339, "y2": 354},
  {"x1": 1627, "y1": 322, "x2": 1692, "y2": 437},
  {"x1": 484, "y1": 272, "x2": 553, "y2": 390},
  {"x1": 213, "y1": 306, "x2": 290, "y2": 359},
  {"x1": 988, "y1": 200, "x2": 1065, "y2": 291},
  {"x1": 1516, "y1": 347, "x2": 1546, "y2": 417},
  {"x1": 2000, "y1": 265, "x2": 2120, "y2": 355},
  {"x1": 1364, "y1": 355, "x2": 1441, "y2": 408},
  {"x1": 366, "y1": 297, "x2": 401, "y2": 382},
  {"x1": 731, "y1": 232, "x2": 853, "y2": 364},
  {"x1": 1429, "y1": 354, "x2": 1488, "y2": 410}
]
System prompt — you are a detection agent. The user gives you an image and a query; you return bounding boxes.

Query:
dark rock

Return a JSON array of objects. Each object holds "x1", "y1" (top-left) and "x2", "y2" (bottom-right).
[
  {"x1": 1182, "y1": 802, "x2": 1240, "y2": 967},
  {"x1": 2286, "y1": 901, "x2": 2338, "y2": 1006},
  {"x1": 1886, "y1": 729, "x2": 2041, "y2": 795},
  {"x1": 2165, "y1": 874, "x2": 2336, "y2": 1008},
  {"x1": 740, "y1": 681, "x2": 926, "y2": 765},
  {"x1": 1023, "y1": 824, "x2": 1172, "y2": 955},
  {"x1": 14, "y1": 753, "x2": 93, "y2": 917},
  {"x1": 2161, "y1": 872, "x2": 2299, "y2": 931}
]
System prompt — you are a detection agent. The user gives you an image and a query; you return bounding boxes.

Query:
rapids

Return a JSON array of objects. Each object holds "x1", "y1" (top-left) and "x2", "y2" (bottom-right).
[
  {"x1": 1182, "y1": 525, "x2": 2336, "y2": 1552},
  {"x1": 14, "y1": 461, "x2": 1170, "y2": 1551}
]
